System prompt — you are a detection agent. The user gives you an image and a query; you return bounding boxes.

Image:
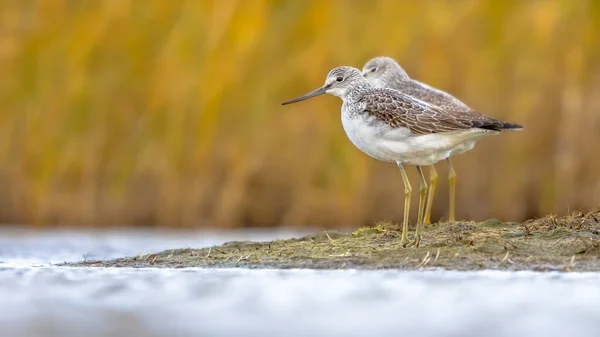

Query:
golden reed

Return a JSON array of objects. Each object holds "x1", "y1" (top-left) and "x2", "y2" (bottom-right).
[{"x1": 0, "y1": 0, "x2": 598, "y2": 227}]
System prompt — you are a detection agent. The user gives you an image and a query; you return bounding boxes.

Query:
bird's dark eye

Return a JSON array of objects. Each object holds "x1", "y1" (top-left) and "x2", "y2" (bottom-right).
[
  {"x1": 371, "y1": 67, "x2": 377, "y2": 73},
  {"x1": 336, "y1": 76, "x2": 344, "y2": 82}
]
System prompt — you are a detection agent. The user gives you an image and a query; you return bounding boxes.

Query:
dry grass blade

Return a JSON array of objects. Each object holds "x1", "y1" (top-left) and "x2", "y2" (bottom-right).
[
  {"x1": 563, "y1": 255, "x2": 576, "y2": 272},
  {"x1": 433, "y1": 248, "x2": 440, "y2": 263},
  {"x1": 324, "y1": 231, "x2": 335, "y2": 243},
  {"x1": 500, "y1": 251, "x2": 510, "y2": 264},
  {"x1": 418, "y1": 251, "x2": 431, "y2": 268},
  {"x1": 203, "y1": 247, "x2": 212, "y2": 260},
  {"x1": 235, "y1": 253, "x2": 253, "y2": 263}
]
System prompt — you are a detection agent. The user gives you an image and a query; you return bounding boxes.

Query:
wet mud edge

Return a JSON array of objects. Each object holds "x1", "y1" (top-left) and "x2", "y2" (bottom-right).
[{"x1": 70, "y1": 211, "x2": 600, "y2": 271}]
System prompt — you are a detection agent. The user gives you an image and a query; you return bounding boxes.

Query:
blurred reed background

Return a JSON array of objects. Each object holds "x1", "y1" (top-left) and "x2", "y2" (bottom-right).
[{"x1": 0, "y1": 0, "x2": 599, "y2": 228}]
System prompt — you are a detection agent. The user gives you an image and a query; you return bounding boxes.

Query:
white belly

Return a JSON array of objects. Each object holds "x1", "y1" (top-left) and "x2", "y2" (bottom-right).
[
  {"x1": 449, "y1": 140, "x2": 476, "y2": 157},
  {"x1": 341, "y1": 114, "x2": 450, "y2": 165},
  {"x1": 341, "y1": 113, "x2": 497, "y2": 166}
]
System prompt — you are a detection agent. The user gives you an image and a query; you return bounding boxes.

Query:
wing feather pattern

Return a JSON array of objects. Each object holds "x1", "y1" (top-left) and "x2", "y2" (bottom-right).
[{"x1": 360, "y1": 88, "x2": 522, "y2": 135}]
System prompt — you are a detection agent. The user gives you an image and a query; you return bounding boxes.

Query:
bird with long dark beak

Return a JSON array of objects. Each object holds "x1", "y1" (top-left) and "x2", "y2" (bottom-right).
[{"x1": 282, "y1": 66, "x2": 521, "y2": 247}]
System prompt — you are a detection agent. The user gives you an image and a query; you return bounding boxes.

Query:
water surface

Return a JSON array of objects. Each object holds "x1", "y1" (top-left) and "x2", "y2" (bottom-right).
[{"x1": 1, "y1": 228, "x2": 599, "y2": 337}]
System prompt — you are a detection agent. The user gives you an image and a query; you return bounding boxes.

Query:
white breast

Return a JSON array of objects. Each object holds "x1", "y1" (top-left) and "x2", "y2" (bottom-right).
[{"x1": 341, "y1": 112, "x2": 407, "y2": 162}]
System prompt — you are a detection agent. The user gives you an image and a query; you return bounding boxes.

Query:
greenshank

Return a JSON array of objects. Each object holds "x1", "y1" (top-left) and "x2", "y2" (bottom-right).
[
  {"x1": 362, "y1": 56, "x2": 523, "y2": 225},
  {"x1": 282, "y1": 66, "x2": 520, "y2": 247}
]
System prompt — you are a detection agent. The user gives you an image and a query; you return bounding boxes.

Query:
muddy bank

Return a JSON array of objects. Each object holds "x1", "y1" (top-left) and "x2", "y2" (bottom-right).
[{"x1": 72, "y1": 211, "x2": 600, "y2": 271}]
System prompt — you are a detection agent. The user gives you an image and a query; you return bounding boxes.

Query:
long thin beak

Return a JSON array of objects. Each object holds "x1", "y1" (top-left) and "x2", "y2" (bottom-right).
[{"x1": 281, "y1": 86, "x2": 327, "y2": 105}]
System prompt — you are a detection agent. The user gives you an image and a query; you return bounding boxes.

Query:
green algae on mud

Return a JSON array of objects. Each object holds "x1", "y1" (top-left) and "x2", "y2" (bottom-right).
[{"x1": 73, "y1": 211, "x2": 600, "y2": 271}]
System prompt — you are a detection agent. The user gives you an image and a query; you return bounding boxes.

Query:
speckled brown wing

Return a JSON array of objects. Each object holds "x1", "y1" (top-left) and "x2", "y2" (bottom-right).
[
  {"x1": 397, "y1": 80, "x2": 523, "y2": 131},
  {"x1": 360, "y1": 88, "x2": 471, "y2": 136}
]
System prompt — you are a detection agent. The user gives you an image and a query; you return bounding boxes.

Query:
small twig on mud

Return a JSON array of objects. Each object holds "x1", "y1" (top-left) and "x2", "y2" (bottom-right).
[
  {"x1": 324, "y1": 231, "x2": 335, "y2": 243},
  {"x1": 138, "y1": 251, "x2": 147, "y2": 260},
  {"x1": 589, "y1": 211, "x2": 600, "y2": 223},
  {"x1": 563, "y1": 255, "x2": 576, "y2": 272},
  {"x1": 418, "y1": 251, "x2": 431, "y2": 268},
  {"x1": 150, "y1": 256, "x2": 157, "y2": 264},
  {"x1": 433, "y1": 249, "x2": 440, "y2": 264},
  {"x1": 500, "y1": 251, "x2": 510, "y2": 264},
  {"x1": 203, "y1": 247, "x2": 212, "y2": 260},
  {"x1": 235, "y1": 253, "x2": 253, "y2": 263},
  {"x1": 500, "y1": 251, "x2": 514, "y2": 265}
]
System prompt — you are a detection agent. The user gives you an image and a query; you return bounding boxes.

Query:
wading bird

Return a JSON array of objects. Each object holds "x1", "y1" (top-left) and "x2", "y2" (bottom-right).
[
  {"x1": 282, "y1": 66, "x2": 522, "y2": 247},
  {"x1": 363, "y1": 56, "x2": 523, "y2": 225}
]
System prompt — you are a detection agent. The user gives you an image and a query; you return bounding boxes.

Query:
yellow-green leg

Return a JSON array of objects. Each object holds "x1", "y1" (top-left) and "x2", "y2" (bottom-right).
[
  {"x1": 396, "y1": 162, "x2": 412, "y2": 247},
  {"x1": 423, "y1": 165, "x2": 438, "y2": 226},
  {"x1": 412, "y1": 166, "x2": 427, "y2": 247},
  {"x1": 447, "y1": 158, "x2": 456, "y2": 222}
]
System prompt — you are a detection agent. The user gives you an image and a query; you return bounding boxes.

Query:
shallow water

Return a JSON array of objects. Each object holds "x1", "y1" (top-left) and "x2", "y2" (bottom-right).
[{"x1": 1, "y1": 229, "x2": 600, "y2": 337}]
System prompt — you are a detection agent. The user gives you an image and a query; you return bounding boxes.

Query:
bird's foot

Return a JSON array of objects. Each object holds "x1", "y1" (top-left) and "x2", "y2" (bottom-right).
[
  {"x1": 400, "y1": 237, "x2": 410, "y2": 248},
  {"x1": 408, "y1": 235, "x2": 421, "y2": 248}
]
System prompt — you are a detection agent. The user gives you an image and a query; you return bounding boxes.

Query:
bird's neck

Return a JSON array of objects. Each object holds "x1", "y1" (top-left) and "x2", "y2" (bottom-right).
[
  {"x1": 382, "y1": 70, "x2": 410, "y2": 87},
  {"x1": 343, "y1": 80, "x2": 372, "y2": 103}
]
